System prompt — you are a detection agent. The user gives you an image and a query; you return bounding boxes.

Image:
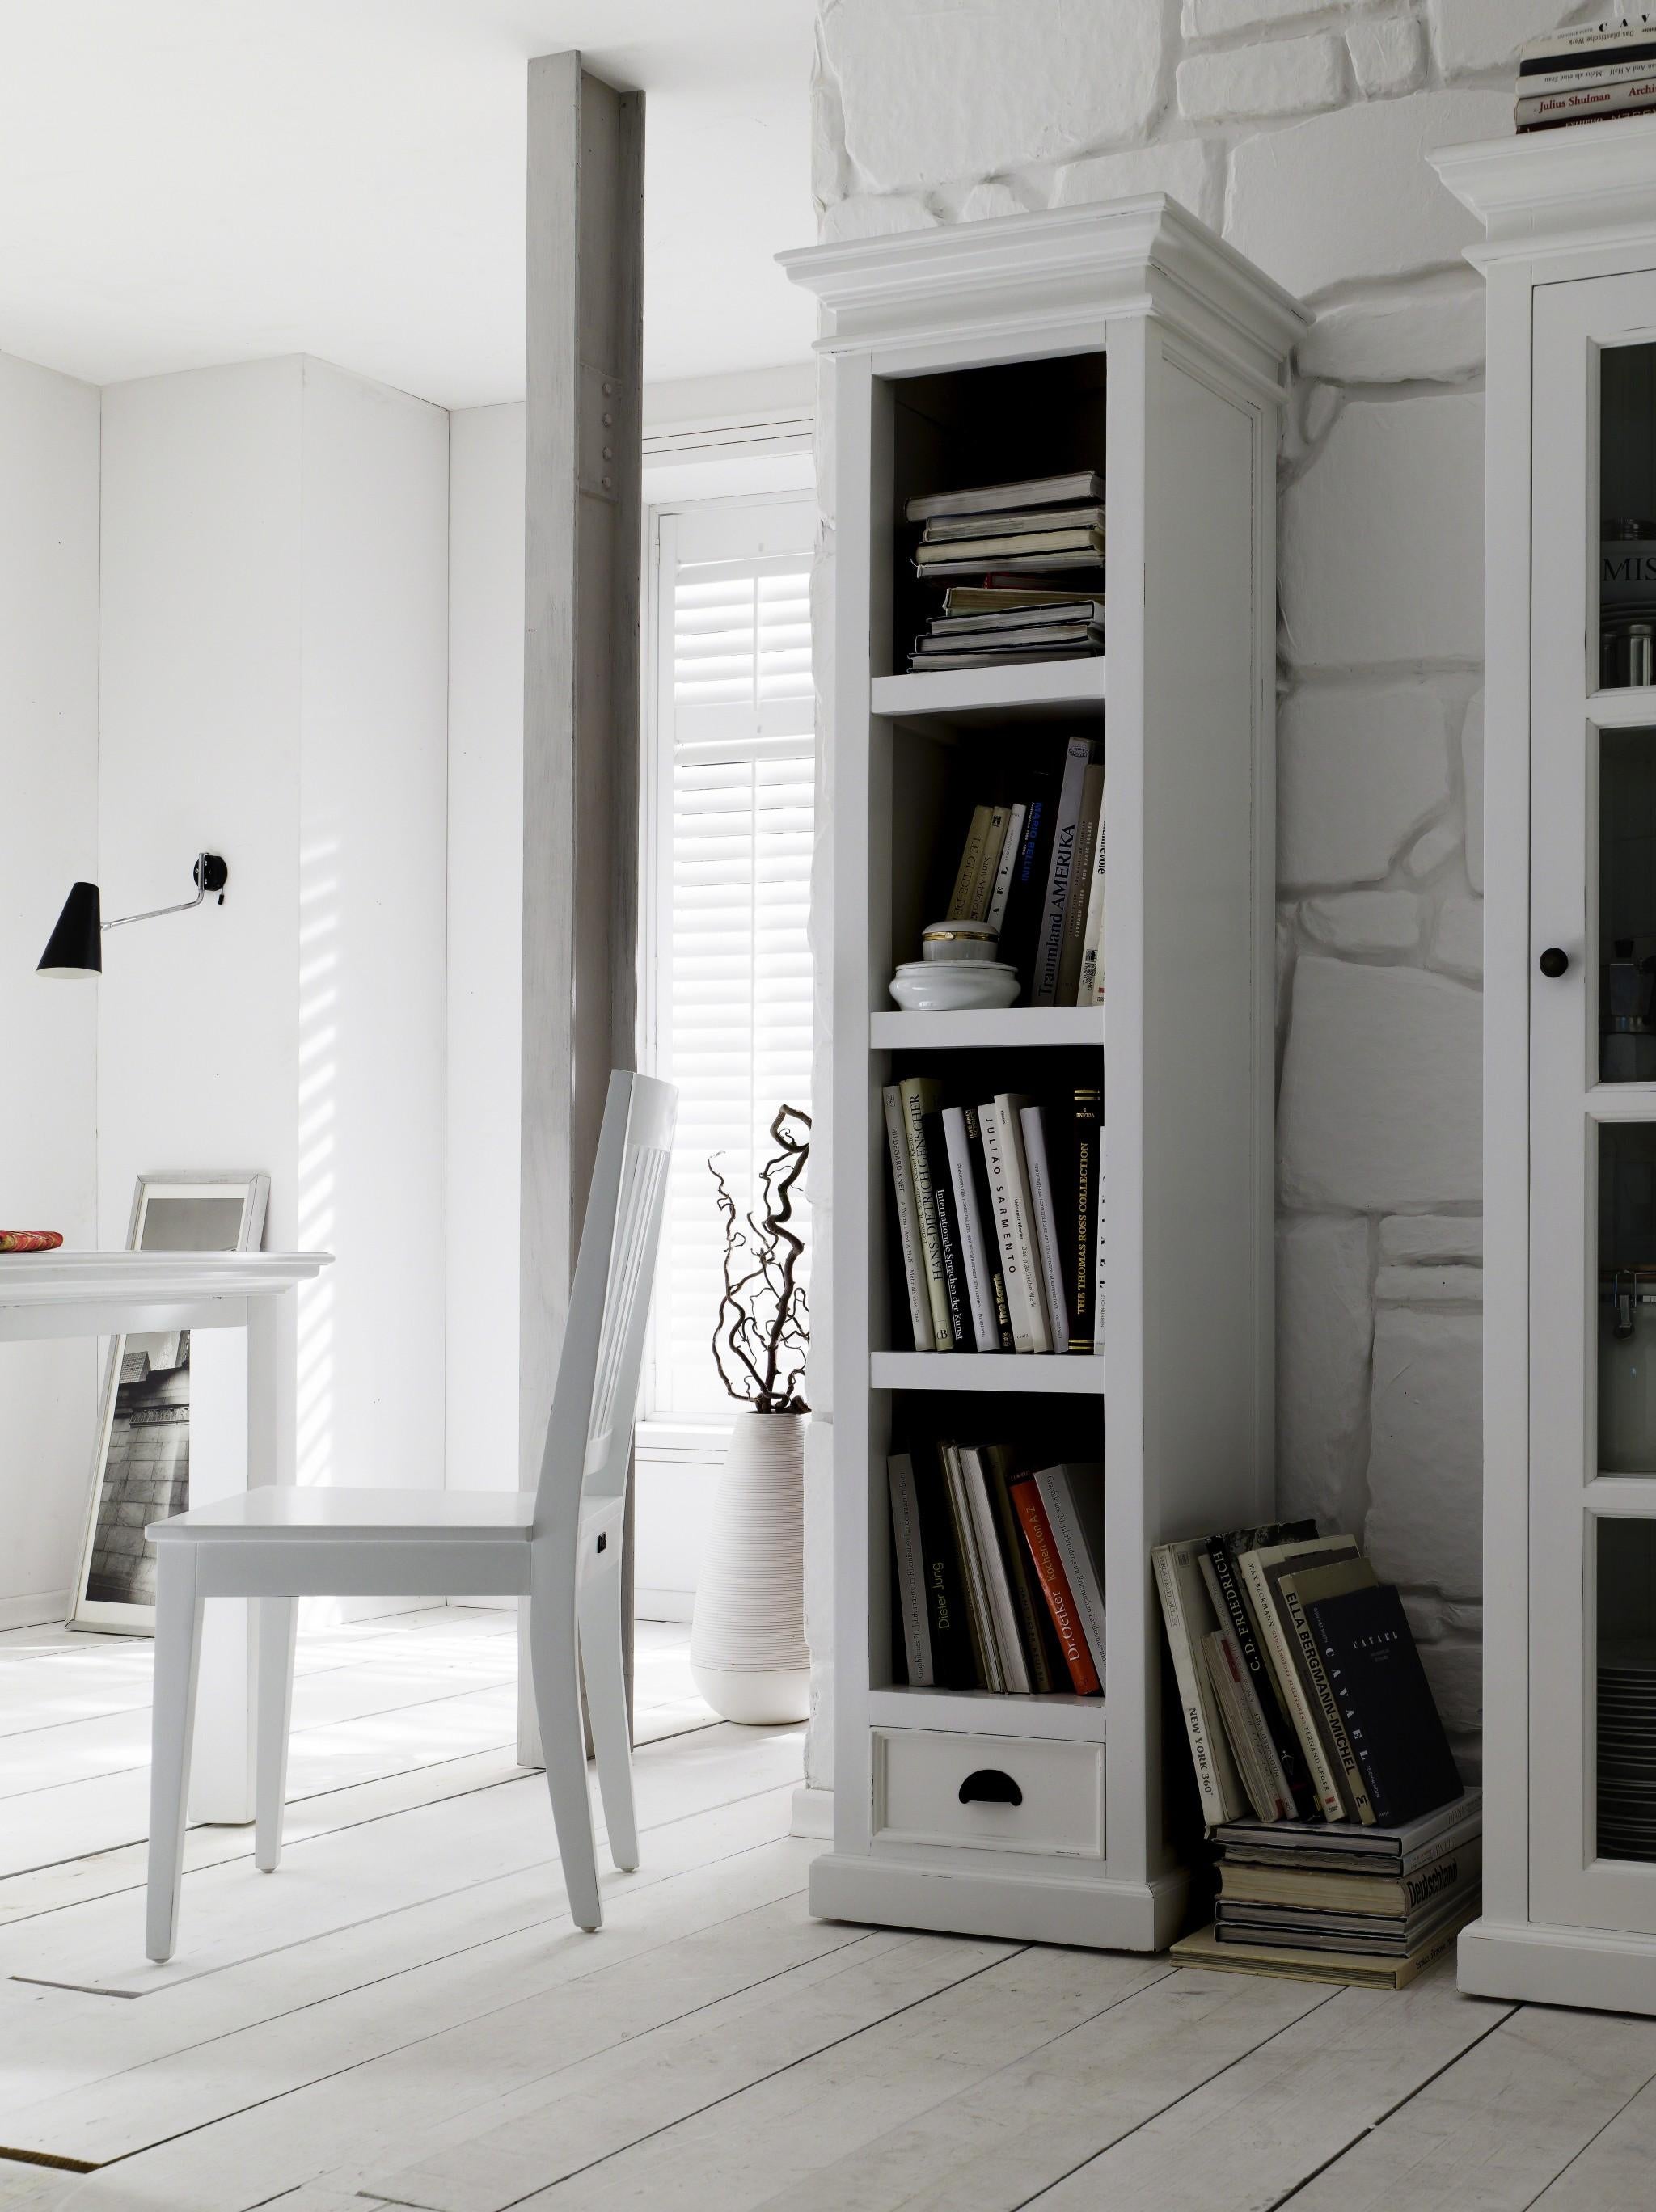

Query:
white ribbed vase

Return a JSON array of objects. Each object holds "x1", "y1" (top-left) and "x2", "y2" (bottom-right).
[{"x1": 691, "y1": 1410, "x2": 809, "y2": 1724}]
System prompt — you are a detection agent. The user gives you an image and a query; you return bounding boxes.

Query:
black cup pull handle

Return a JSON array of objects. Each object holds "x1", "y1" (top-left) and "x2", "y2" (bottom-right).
[
  {"x1": 958, "y1": 1767, "x2": 1022, "y2": 1807},
  {"x1": 1539, "y1": 947, "x2": 1569, "y2": 979}
]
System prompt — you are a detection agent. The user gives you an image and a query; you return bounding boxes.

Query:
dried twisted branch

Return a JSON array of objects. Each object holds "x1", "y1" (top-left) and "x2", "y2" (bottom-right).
[{"x1": 710, "y1": 1104, "x2": 812, "y2": 1415}]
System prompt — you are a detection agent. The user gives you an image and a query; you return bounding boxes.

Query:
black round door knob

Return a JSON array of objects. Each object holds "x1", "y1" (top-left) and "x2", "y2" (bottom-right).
[
  {"x1": 1539, "y1": 948, "x2": 1569, "y2": 979},
  {"x1": 958, "y1": 1767, "x2": 1023, "y2": 1807}
]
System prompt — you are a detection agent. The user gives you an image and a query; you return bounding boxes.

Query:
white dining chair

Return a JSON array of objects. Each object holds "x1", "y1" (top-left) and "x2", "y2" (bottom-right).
[{"x1": 144, "y1": 1069, "x2": 676, "y2": 1962}]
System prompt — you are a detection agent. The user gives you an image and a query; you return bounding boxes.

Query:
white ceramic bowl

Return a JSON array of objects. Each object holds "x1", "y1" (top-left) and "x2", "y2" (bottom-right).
[{"x1": 889, "y1": 961, "x2": 1020, "y2": 1012}]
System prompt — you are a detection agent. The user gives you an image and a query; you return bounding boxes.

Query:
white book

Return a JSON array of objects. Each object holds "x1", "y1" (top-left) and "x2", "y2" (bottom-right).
[
  {"x1": 1523, "y1": 23, "x2": 1656, "y2": 65},
  {"x1": 941, "y1": 1106, "x2": 999, "y2": 1353},
  {"x1": 1076, "y1": 788, "x2": 1107, "y2": 1004},
  {"x1": 941, "y1": 1442, "x2": 1004, "y2": 1691},
  {"x1": 984, "y1": 800, "x2": 1025, "y2": 938},
  {"x1": 995, "y1": 1094, "x2": 1052, "y2": 1353},
  {"x1": 882, "y1": 1086, "x2": 934, "y2": 1350},
  {"x1": 1020, "y1": 1104, "x2": 1071, "y2": 1354},
  {"x1": 1153, "y1": 1538, "x2": 1248, "y2": 1829},
  {"x1": 958, "y1": 1446, "x2": 1031, "y2": 1693},
  {"x1": 1034, "y1": 1463, "x2": 1106, "y2": 1685},
  {"x1": 978, "y1": 1102, "x2": 1035, "y2": 1352},
  {"x1": 886, "y1": 1454, "x2": 932, "y2": 1686}
]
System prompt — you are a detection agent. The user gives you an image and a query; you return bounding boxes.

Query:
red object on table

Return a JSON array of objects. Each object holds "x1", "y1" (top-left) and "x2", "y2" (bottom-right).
[{"x1": 0, "y1": 1231, "x2": 64, "y2": 1253}]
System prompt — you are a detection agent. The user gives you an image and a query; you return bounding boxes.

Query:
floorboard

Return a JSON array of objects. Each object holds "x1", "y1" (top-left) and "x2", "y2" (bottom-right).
[
  {"x1": 1278, "y1": 2002, "x2": 1656, "y2": 2211},
  {"x1": 0, "y1": 1606, "x2": 1640, "y2": 2212}
]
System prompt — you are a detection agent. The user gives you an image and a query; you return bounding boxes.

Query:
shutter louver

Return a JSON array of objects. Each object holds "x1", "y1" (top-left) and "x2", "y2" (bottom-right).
[{"x1": 651, "y1": 513, "x2": 814, "y2": 1420}]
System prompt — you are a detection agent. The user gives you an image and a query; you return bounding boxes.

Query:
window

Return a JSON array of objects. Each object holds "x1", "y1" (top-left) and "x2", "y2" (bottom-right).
[{"x1": 642, "y1": 491, "x2": 816, "y2": 1426}]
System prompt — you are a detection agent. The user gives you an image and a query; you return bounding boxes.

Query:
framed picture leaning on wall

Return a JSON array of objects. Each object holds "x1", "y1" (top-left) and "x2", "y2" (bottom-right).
[{"x1": 69, "y1": 1171, "x2": 270, "y2": 1635}]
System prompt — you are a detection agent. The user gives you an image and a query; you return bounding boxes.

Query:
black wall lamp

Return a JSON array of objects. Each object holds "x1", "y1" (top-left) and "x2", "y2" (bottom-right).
[{"x1": 37, "y1": 854, "x2": 229, "y2": 978}]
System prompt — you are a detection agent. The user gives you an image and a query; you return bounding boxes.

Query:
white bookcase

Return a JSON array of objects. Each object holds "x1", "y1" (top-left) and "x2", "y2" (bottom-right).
[
  {"x1": 783, "y1": 201, "x2": 1305, "y2": 1951},
  {"x1": 1435, "y1": 126, "x2": 1656, "y2": 2016}
]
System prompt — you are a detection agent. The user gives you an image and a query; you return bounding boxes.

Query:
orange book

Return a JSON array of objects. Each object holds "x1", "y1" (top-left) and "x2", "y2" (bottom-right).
[{"x1": 1011, "y1": 1475, "x2": 1100, "y2": 1695}]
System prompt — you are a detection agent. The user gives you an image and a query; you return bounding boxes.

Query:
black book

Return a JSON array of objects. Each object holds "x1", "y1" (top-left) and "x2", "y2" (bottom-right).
[
  {"x1": 1203, "y1": 1526, "x2": 1321, "y2": 1823},
  {"x1": 1306, "y1": 1585, "x2": 1464, "y2": 1830},
  {"x1": 997, "y1": 756, "x2": 1062, "y2": 992},
  {"x1": 981, "y1": 1444, "x2": 1063, "y2": 1694},
  {"x1": 962, "y1": 1104, "x2": 1016, "y2": 1351},
  {"x1": 922, "y1": 1111, "x2": 971, "y2": 1352},
  {"x1": 1068, "y1": 1087, "x2": 1100, "y2": 1352},
  {"x1": 910, "y1": 1449, "x2": 978, "y2": 1689}
]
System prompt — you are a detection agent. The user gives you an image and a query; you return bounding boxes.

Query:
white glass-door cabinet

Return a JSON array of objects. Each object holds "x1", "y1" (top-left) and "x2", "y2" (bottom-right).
[
  {"x1": 1437, "y1": 129, "x2": 1656, "y2": 2014},
  {"x1": 780, "y1": 202, "x2": 1305, "y2": 1950}
]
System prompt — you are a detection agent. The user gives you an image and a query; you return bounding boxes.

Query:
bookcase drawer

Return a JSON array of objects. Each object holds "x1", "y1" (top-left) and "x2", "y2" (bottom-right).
[{"x1": 871, "y1": 1727, "x2": 1105, "y2": 1859}]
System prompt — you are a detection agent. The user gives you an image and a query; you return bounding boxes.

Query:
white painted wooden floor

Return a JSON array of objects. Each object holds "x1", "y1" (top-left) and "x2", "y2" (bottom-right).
[{"x1": 0, "y1": 1610, "x2": 1639, "y2": 2212}]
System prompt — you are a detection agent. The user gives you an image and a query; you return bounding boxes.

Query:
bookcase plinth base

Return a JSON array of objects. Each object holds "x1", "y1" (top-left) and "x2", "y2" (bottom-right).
[
  {"x1": 809, "y1": 1851, "x2": 1188, "y2": 1953},
  {"x1": 1459, "y1": 1914, "x2": 1656, "y2": 2017}
]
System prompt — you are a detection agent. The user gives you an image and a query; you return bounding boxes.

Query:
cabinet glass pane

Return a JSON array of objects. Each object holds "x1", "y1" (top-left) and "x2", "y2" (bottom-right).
[
  {"x1": 1599, "y1": 1125, "x2": 1656, "y2": 1471},
  {"x1": 1601, "y1": 344, "x2": 1656, "y2": 691},
  {"x1": 1599, "y1": 730, "x2": 1656, "y2": 1082},
  {"x1": 1596, "y1": 1518, "x2": 1656, "y2": 1864}
]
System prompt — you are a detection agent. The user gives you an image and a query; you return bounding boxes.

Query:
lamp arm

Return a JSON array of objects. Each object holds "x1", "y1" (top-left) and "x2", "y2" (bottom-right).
[{"x1": 103, "y1": 852, "x2": 227, "y2": 931}]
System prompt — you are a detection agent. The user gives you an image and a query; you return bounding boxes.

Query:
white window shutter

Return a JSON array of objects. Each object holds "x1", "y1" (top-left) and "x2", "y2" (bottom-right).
[{"x1": 648, "y1": 498, "x2": 815, "y2": 1421}]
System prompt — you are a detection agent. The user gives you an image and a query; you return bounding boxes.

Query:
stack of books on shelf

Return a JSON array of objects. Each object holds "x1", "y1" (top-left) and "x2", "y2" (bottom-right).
[
  {"x1": 938, "y1": 732, "x2": 1105, "y2": 1007},
  {"x1": 912, "y1": 588, "x2": 1107, "y2": 674},
  {"x1": 1516, "y1": 19, "x2": 1656, "y2": 133},
  {"x1": 883, "y1": 1075, "x2": 1102, "y2": 1355},
  {"x1": 889, "y1": 1446, "x2": 1105, "y2": 1694},
  {"x1": 906, "y1": 471, "x2": 1105, "y2": 672},
  {"x1": 1155, "y1": 1521, "x2": 1478, "y2": 1986}
]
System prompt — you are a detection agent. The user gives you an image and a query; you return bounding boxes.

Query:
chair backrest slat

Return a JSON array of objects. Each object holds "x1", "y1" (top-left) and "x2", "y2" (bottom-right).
[{"x1": 532, "y1": 1070, "x2": 676, "y2": 1539}]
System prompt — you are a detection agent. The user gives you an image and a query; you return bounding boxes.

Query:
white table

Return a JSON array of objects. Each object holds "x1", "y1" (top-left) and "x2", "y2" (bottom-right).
[{"x1": 0, "y1": 1249, "x2": 332, "y2": 1822}]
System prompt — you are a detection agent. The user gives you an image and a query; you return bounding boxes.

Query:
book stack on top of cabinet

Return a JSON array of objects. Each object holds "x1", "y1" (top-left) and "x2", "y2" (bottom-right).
[
  {"x1": 1155, "y1": 1522, "x2": 1478, "y2": 1986},
  {"x1": 1515, "y1": 20, "x2": 1656, "y2": 134}
]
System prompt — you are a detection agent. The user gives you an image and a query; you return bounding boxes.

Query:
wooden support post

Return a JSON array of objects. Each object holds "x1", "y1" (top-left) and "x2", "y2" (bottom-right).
[{"x1": 519, "y1": 52, "x2": 644, "y2": 1766}]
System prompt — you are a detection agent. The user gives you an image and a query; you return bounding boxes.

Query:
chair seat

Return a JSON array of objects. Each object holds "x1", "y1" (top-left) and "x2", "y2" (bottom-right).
[{"x1": 148, "y1": 1487, "x2": 536, "y2": 1544}]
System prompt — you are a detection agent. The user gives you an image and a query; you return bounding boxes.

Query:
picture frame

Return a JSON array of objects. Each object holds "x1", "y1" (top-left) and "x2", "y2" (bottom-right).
[{"x1": 68, "y1": 1171, "x2": 270, "y2": 1636}]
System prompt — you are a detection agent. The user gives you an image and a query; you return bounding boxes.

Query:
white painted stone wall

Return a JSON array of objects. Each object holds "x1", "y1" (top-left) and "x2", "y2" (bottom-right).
[{"x1": 806, "y1": 0, "x2": 1582, "y2": 1784}]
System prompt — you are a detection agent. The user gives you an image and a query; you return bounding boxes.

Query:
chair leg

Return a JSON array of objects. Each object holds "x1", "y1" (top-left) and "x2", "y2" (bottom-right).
[
  {"x1": 528, "y1": 1558, "x2": 602, "y2": 1931},
  {"x1": 579, "y1": 1548, "x2": 639, "y2": 1872},
  {"x1": 146, "y1": 1546, "x2": 205, "y2": 1964},
  {"x1": 255, "y1": 1596, "x2": 298, "y2": 1873}
]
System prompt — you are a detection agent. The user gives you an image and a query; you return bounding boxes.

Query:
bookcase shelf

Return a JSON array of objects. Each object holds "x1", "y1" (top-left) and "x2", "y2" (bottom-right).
[
  {"x1": 871, "y1": 1352, "x2": 1106, "y2": 1395},
  {"x1": 784, "y1": 199, "x2": 1303, "y2": 1957},
  {"x1": 870, "y1": 1007, "x2": 1105, "y2": 1052},
  {"x1": 868, "y1": 1685, "x2": 1107, "y2": 1742},
  {"x1": 871, "y1": 658, "x2": 1107, "y2": 725}
]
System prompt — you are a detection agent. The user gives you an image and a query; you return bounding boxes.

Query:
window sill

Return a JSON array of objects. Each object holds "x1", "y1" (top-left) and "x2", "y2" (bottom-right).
[{"x1": 636, "y1": 1418, "x2": 733, "y2": 1466}]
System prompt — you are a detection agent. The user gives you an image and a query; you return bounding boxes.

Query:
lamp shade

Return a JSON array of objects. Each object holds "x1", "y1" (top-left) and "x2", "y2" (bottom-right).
[{"x1": 37, "y1": 881, "x2": 102, "y2": 977}]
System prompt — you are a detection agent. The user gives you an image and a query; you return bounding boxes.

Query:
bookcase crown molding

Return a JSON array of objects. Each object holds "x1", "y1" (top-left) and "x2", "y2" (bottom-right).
[
  {"x1": 1433, "y1": 124, "x2": 1656, "y2": 265},
  {"x1": 779, "y1": 196, "x2": 1307, "y2": 394}
]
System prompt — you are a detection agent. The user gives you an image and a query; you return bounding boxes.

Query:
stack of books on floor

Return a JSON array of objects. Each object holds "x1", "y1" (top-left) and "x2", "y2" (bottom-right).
[
  {"x1": 889, "y1": 1446, "x2": 1105, "y2": 1694},
  {"x1": 1516, "y1": 20, "x2": 1656, "y2": 133},
  {"x1": 883, "y1": 1075, "x2": 1103, "y2": 1354},
  {"x1": 906, "y1": 471, "x2": 1105, "y2": 671},
  {"x1": 936, "y1": 732, "x2": 1105, "y2": 1007},
  {"x1": 1175, "y1": 1789, "x2": 1483, "y2": 1990},
  {"x1": 1155, "y1": 1521, "x2": 1478, "y2": 1986}
]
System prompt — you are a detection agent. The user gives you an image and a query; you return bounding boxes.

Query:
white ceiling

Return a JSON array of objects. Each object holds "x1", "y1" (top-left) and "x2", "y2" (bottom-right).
[{"x1": 0, "y1": 0, "x2": 818, "y2": 409}]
